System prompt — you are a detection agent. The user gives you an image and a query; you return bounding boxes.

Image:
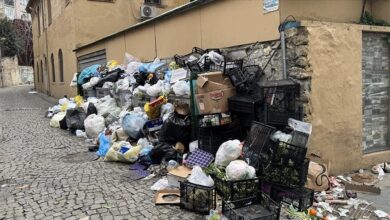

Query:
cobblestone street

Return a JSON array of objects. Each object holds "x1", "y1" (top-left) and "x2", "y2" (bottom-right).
[{"x1": 0, "y1": 86, "x2": 200, "y2": 220}]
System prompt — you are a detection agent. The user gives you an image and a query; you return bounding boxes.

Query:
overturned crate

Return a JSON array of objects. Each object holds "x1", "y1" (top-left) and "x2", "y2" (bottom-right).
[
  {"x1": 222, "y1": 193, "x2": 280, "y2": 220},
  {"x1": 96, "y1": 87, "x2": 111, "y2": 98},
  {"x1": 180, "y1": 181, "x2": 216, "y2": 215}
]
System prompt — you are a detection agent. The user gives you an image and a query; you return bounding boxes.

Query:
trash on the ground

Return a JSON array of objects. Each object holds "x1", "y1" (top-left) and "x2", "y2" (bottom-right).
[
  {"x1": 84, "y1": 114, "x2": 105, "y2": 139},
  {"x1": 344, "y1": 182, "x2": 381, "y2": 194},
  {"x1": 374, "y1": 209, "x2": 389, "y2": 218},
  {"x1": 155, "y1": 189, "x2": 180, "y2": 205},
  {"x1": 167, "y1": 165, "x2": 192, "y2": 187}
]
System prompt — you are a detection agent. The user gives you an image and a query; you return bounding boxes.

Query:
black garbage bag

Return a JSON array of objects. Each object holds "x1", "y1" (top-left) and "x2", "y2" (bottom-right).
[
  {"x1": 59, "y1": 116, "x2": 68, "y2": 130},
  {"x1": 150, "y1": 142, "x2": 178, "y2": 164},
  {"x1": 95, "y1": 68, "x2": 124, "y2": 87},
  {"x1": 86, "y1": 103, "x2": 97, "y2": 116},
  {"x1": 134, "y1": 72, "x2": 147, "y2": 86},
  {"x1": 65, "y1": 107, "x2": 86, "y2": 132},
  {"x1": 158, "y1": 112, "x2": 191, "y2": 147}
]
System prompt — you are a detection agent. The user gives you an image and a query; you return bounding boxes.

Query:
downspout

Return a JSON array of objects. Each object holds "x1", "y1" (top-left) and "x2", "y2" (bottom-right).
[{"x1": 279, "y1": 16, "x2": 300, "y2": 79}]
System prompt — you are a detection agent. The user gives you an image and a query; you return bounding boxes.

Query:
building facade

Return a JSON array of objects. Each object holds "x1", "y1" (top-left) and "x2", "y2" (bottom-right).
[
  {"x1": 0, "y1": 0, "x2": 30, "y2": 20},
  {"x1": 73, "y1": 0, "x2": 390, "y2": 174},
  {"x1": 27, "y1": 0, "x2": 189, "y2": 98}
]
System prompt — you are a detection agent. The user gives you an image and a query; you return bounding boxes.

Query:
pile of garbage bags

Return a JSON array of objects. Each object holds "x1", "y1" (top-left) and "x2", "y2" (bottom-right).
[{"x1": 47, "y1": 53, "x2": 196, "y2": 165}]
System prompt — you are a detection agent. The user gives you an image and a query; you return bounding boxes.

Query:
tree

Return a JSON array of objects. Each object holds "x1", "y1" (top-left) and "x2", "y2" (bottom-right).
[
  {"x1": 12, "y1": 19, "x2": 33, "y2": 66},
  {"x1": 0, "y1": 18, "x2": 22, "y2": 58}
]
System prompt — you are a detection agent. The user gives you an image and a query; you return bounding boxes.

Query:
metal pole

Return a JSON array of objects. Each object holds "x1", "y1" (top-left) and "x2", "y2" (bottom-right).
[{"x1": 280, "y1": 30, "x2": 287, "y2": 79}]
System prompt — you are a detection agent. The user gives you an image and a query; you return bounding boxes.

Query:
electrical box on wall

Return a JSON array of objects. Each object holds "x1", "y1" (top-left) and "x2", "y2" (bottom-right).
[{"x1": 141, "y1": 4, "x2": 157, "y2": 19}]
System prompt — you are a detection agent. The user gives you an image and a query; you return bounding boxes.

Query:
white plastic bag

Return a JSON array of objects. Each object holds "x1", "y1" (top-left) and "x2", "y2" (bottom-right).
[
  {"x1": 270, "y1": 131, "x2": 292, "y2": 143},
  {"x1": 116, "y1": 78, "x2": 130, "y2": 93},
  {"x1": 89, "y1": 77, "x2": 100, "y2": 87},
  {"x1": 76, "y1": 130, "x2": 87, "y2": 138},
  {"x1": 84, "y1": 114, "x2": 106, "y2": 139},
  {"x1": 95, "y1": 96, "x2": 120, "y2": 117},
  {"x1": 215, "y1": 140, "x2": 242, "y2": 167},
  {"x1": 70, "y1": 73, "x2": 78, "y2": 87},
  {"x1": 146, "y1": 80, "x2": 164, "y2": 97},
  {"x1": 226, "y1": 160, "x2": 256, "y2": 181},
  {"x1": 188, "y1": 166, "x2": 214, "y2": 187},
  {"x1": 59, "y1": 97, "x2": 69, "y2": 105},
  {"x1": 123, "y1": 53, "x2": 140, "y2": 66},
  {"x1": 82, "y1": 82, "x2": 92, "y2": 89},
  {"x1": 103, "y1": 82, "x2": 114, "y2": 89},
  {"x1": 49, "y1": 112, "x2": 66, "y2": 128},
  {"x1": 126, "y1": 61, "x2": 143, "y2": 75},
  {"x1": 172, "y1": 80, "x2": 190, "y2": 96},
  {"x1": 189, "y1": 140, "x2": 199, "y2": 152}
]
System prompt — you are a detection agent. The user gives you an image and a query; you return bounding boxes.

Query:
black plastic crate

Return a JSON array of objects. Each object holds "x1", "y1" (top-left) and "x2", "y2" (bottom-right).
[
  {"x1": 258, "y1": 79, "x2": 301, "y2": 126},
  {"x1": 259, "y1": 159, "x2": 310, "y2": 188},
  {"x1": 212, "y1": 175, "x2": 260, "y2": 201},
  {"x1": 174, "y1": 47, "x2": 205, "y2": 67},
  {"x1": 229, "y1": 95, "x2": 263, "y2": 114},
  {"x1": 268, "y1": 141, "x2": 307, "y2": 167},
  {"x1": 222, "y1": 194, "x2": 280, "y2": 220},
  {"x1": 242, "y1": 122, "x2": 276, "y2": 170},
  {"x1": 198, "y1": 120, "x2": 243, "y2": 155},
  {"x1": 180, "y1": 181, "x2": 216, "y2": 215},
  {"x1": 269, "y1": 185, "x2": 314, "y2": 211}
]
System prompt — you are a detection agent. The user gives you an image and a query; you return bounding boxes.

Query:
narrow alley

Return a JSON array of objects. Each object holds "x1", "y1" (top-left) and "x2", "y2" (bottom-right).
[{"x1": 0, "y1": 86, "x2": 199, "y2": 220}]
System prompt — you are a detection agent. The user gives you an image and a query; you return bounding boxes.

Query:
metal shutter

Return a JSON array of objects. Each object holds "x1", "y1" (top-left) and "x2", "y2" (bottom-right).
[{"x1": 77, "y1": 49, "x2": 107, "y2": 72}]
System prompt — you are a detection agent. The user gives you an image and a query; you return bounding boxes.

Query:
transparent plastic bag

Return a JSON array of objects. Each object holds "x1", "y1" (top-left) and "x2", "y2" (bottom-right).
[
  {"x1": 84, "y1": 114, "x2": 106, "y2": 139},
  {"x1": 215, "y1": 140, "x2": 242, "y2": 167},
  {"x1": 188, "y1": 166, "x2": 214, "y2": 187}
]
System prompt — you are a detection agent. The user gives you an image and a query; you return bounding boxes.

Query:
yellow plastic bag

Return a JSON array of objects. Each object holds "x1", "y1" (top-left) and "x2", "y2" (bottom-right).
[
  {"x1": 107, "y1": 60, "x2": 119, "y2": 70},
  {"x1": 74, "y1": 95, "x2": 84, "y2": 107},
  {"x1": 124, "y1": 145, "x2": 142, "y2": 163},
  {"x1": 144, "y1": 96, "x2": 167, "y2": 120},
  {"x1": 169, "y1": 61, "x2": 180, "y2": 70},
  {"x1": 60, "y1": 103, "x2": 68, "y2": 112}
]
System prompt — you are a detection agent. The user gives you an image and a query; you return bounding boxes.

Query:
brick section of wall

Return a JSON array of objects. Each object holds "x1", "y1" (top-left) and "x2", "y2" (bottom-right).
[{"x1": 362, "y1": 32, "x2": 390, "y2": 152}]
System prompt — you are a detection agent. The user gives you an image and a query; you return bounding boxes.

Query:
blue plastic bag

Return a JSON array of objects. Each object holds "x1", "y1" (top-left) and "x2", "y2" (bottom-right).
[
  {"x1": 78, "y1": 64, "x2": 101, "y2": 85},
  {"x1": 139, "y1": 61, "x2": 165, "y2": 74},
  {"x1": 122, "y1": 112, "x2": 147, "y2": 139},
  {"x1": 97, "y1": 132, "x2": 111, "y2": 157}
]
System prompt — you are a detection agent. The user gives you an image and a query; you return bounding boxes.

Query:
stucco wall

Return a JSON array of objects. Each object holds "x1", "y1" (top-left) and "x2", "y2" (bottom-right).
[
  {"x1": 30, "y1": 0, "x2": 189, "y2": 98},
  {"x1": 76, "y1": 0, "x2": 281, "y2": 61},
  {"x1": 303, "y1": 21, "x2": 390, "y2": 174},
  {"x1": 0, "y1": 57, "x2": 22, "y2": 87},
  {"x1": 372, "y1": 0, "x2": 390, "y2": 23},
  {"x1": 279, "y1": 0, "x2": 371, "y2": 23}
]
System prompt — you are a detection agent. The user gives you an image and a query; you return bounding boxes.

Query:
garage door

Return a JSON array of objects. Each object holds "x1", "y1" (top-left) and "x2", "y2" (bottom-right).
[{"x1": 77, "y1": 49, "x2": 107, "y2": 72}]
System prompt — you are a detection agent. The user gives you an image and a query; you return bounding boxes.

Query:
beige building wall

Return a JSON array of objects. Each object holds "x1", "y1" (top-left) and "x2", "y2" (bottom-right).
[
  {"x1": 76, "y1": 0, "x2": 281, "y2": 60},
  {"x1": 303, "y1": 21, "x2": 390, "y2": 174},
  {"x1": 372, "y1": 0, "x2": 390, "y2": 23},
  {"x1": 29, "y1": 0, "x2": 189, "y2": 98},
  {"x1": 279, "y1": 0, "x2": 372, "y2": 23}
]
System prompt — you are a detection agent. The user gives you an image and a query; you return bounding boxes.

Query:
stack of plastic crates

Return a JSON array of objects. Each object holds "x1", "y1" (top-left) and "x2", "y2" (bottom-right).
[
  {"x1": 258, "y1": 79, "x2": 301, "y2": 128},
  {"x1": 82, "y1": 88, "x2": 96, "y2": 99},
  {"x1": 198, "y1": 120, "x2": 243, "y2": 155},
  {"x1": 228, "y1": 95, "x2": 263, "y2": 127},
  {"x1": 96, "y1": 87, "x2": 111, "y2": 98},
  {"x1": 242, "y1": 122, "x2": 276, "y2": 171}
]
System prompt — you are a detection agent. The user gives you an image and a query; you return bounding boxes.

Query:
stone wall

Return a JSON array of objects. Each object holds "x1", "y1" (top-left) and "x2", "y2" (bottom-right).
[
  {"x1": 222, "y1": 26, "x2": 311, "y2": 119},
  {"x1": 0, "y1": 56, "x2": 33, "y2": 87},
  {"x1": 0, "y1": 56, "x2": 22, "y2": 87},
  {"x1": 362, "y1": 32, "x2": 390, "y2": 153}
]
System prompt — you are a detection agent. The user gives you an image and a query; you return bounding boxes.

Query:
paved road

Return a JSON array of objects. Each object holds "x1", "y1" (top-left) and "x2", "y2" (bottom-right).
[{"x1": 0, "y1": 86, "x2": 200, "y2": 220}]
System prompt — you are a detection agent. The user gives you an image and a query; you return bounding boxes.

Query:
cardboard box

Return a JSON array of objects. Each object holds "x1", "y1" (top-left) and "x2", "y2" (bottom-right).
[
  {"x1": 196, "y1": 71, "x2": 236, "y2": 114},
  {"x1": 196, "y1": 71, "x2": 233, "y2": 94},
  {"x1": 155, "y1": 189, "x2": 180, "y2": 205}
]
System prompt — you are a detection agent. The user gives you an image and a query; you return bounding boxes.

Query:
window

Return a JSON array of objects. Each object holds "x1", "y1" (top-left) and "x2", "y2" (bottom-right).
[
  {"x1": 40, "y1": 60, "x2": 43, "y2": 84},
  {"x1": 47, "y1": 0, "x2": 52, "y2": 25},
  {"x1": 20, "y1": 0, "x2": 28, "y2": 6},
  {"x1": 4, "y1": 0, "x2": 14, "y2": 6},
  {"x1": 51, "y1": 54, "x2": 55, "y2": 82},
  {"x1": 58, "y1": 49, "x2": 64, "y2": 82},
  {"x1": 4, "y1": 6, "x2": 15, "y2": 19},
  {"x1": 36, "y1": 62, "x2": 39, "y2": 83},
  {"x1": 145, "y1": 0, "x2": 161, "y2": 5},
  {"x1": 37, "y1": 6, "x2": 41, "y2": 35}
]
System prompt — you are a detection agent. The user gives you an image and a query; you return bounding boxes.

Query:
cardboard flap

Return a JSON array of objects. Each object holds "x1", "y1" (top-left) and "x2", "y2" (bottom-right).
[
  {"x1": 197, "y1": 75, "x2": 208, "y2": 88},
  {"x1": 155, "y1": 189, "x2": 180, "y2": 205},
  {"x1": 168, "y1": 165, "x2": 192, "y2": 178}
]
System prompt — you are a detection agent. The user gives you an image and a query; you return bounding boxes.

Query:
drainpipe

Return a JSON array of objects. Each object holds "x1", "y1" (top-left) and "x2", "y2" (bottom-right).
[
  {"x1": 280, "y1": 30, "x2": 287, "y2": 79},
  {"x1": 279, "y1": 18, "x2": 300, "y2": 79}
]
